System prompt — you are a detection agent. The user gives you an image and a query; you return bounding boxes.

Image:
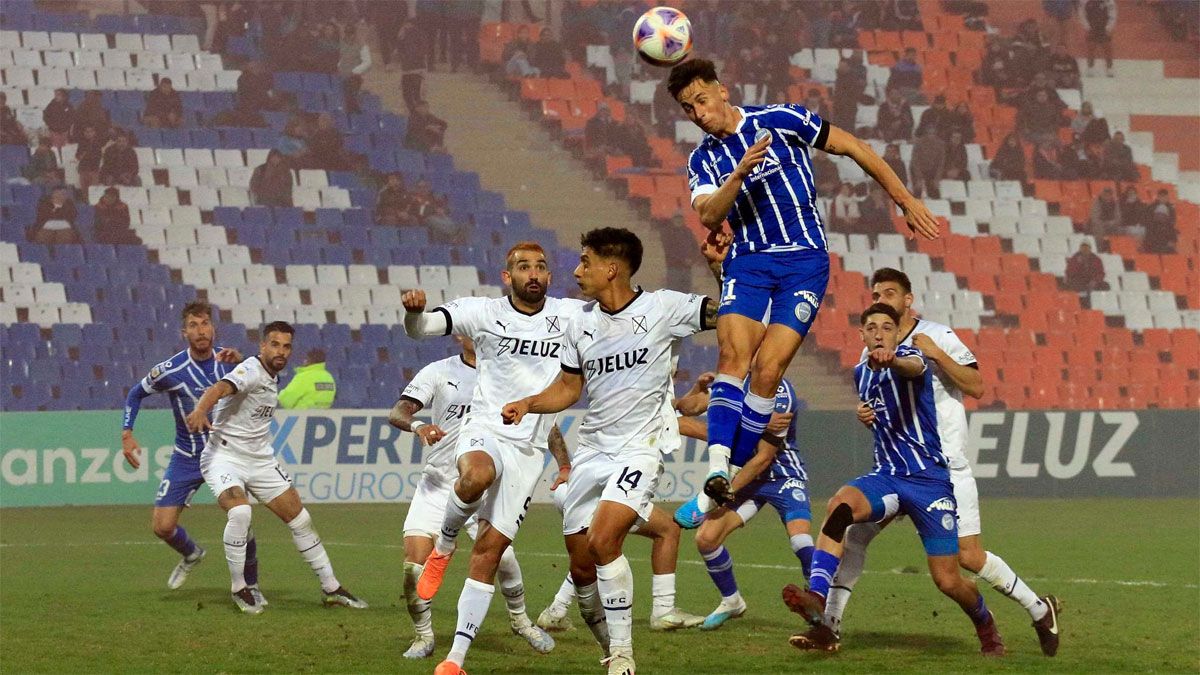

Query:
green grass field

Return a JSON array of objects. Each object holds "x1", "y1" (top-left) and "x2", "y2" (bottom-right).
[{"x1": 2, "y1": 499, "x2": 1197, "y2": 673}]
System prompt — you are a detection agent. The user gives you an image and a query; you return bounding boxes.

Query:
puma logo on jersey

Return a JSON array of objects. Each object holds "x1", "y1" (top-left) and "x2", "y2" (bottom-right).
[
  {"x1": 925, "y1": 497, "x2": 956, "y2": 512},
  {"x1": 584, "y1": 348, "x2": 650, "y2": 379},
  {"x1": 447, "y1": 381, "x2": 459, "y2": 390},
  {"x1": 495, "y1": 320, "x2": 509, "y2": 332},
  {"x1": 582, "y1": 330, "x2": 595, "y2": 340},
  {"x1": 497, "y1": 337, "x2": 561, "y2": 359}
]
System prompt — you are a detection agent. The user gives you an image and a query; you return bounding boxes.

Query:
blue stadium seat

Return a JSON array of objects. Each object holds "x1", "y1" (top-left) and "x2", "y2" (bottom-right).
[
  {"x1": 315, "y1": 209, "x2": 344, "y2": 228},
  {"x1": 213, "y1": 206, "x2": 244, "y2": 227},
  {"x1": 242, "y1": 206, "x2": 272, "y2": 226},
  {"x1": 322, "y1": 248, "x2": 353, "y2": 265},
  {"x1": 274, "y1": 207, "x2": 303, "y2": 227}
]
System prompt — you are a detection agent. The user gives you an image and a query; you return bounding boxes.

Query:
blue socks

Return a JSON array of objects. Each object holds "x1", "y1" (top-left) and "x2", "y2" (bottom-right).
[
  {"x1": 244, "y1": 534, "x2": 259, "y2": 586},
  {"x1": 701, "y1": 546, "x2": 739, "y2": 598},
  {"x1": 706, "y1": 375, "x2": 745, "y2": 472},
  {"x1": 809, "y1": 550, "x2": 841, "y2": 599},
  {"x1": 731, "y1": 392, "x2": 774, "y2": 467},
  {"x1": 966, "y1": 593, "x2": 992, "y2": 627},
  {"x1": 790, "y1": 533, "x2": 814, "y2": 578},
  {"x1": 166, "y1": 526, "x2": 197, "y2": 558}
]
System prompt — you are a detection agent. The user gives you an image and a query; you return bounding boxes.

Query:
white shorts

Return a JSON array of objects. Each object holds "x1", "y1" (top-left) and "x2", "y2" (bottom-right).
[
  {"x1": 455, "y1": 430, "x2": 542, "y2": 542},
  {"x1": 561, "y1": 448, "x2": 663, "y2": 536},
  {"x1": 200, "y1": 449, "x2": 292, "y2": 504},
  {"x1": 402, "y1": 473, "x2": 480, "y2": 540},
  {"x1": 949, "y1": 463, "x2": 981, "y2": 538}
]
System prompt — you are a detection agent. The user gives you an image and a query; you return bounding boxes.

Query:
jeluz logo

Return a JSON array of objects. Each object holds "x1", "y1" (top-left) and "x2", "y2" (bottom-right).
[
  {"x1": 585, "y1": 348, "x2": 650, "y2": 379},
  {"x1": 925, "y1": 497, "x2": 956, "y2": 512},
  {"x1": 792, "y1": 289, "x2": 820, "y2": 324},
  {"x1": 497, "y1": 337, "x2": 561, "y2": 359}
]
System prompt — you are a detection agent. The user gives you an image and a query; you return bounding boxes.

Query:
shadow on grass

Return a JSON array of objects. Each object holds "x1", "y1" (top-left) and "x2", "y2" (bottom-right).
[{"x1": 842, "y1": 630, "x2": 972, "y2": 654}]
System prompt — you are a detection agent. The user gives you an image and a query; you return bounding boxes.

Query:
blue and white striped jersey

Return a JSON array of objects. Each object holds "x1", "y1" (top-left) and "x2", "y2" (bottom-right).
[
  {"x1": 760, "y1": 376, "x2": 806, "y2": 481},
  {"x1": 124, "y1": 348, "x2": 235, "y2": 457},
  {"x1": 687, "y1": 104, "x2": 830, "y2": 258},
  {"x1": 854, "y1": 345, "x2": 944, "y2": 476}
]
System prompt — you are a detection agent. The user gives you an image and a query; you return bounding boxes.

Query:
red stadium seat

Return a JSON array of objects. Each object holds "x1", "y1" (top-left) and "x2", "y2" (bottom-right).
[{"x1": 1141, "y1": 328, "x2": 1172, "y2": 353}]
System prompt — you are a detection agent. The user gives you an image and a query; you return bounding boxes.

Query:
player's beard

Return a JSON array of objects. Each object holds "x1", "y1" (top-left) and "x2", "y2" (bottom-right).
[{"x1": 512, "y1": 280, "x2": 547, "y2": 305}]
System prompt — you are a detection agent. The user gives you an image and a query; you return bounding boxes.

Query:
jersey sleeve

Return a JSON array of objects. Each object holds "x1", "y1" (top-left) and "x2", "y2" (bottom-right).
[
  {"x1": 436, "y1": 296, "x2": 489, "y2": 339},
  {"x1": 400, "y1": 363, "x2": 439, "y2": 408},
  {"x1": 932, "y1": 328, "x2": 978, "y2": 367},
  {"x1": 687, "y1": 148, "x2": 718, "y2": 204},
  {"x1": 895, "y1": 344, "x2": 929, "y2": 378},
  {"x1": 221, "y1": 358, "x2": 262, "y2": 394},
  {"x1": 660, "y1": 289, "x2": 710, "y2": 337},
  {"x1": 141, "y1": 358, "x2": 176, "y2": 392},
  {"x1": 560, "y1": 324, "x2": 583, "y2": 375},
  {"x1": 761, "y1": 104, "x2": 829, "y2": 149}
]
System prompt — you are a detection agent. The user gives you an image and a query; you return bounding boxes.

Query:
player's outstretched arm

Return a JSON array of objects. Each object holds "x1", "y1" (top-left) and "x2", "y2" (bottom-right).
[
  {"x1": 882, "y1": 351, "x2": 926, "y2": 379},
  {"x1": 911, "y1": 333, "x2": 984, "y2": 399},
  {"x1": 185, "y1": 380, "x2": 234, "y2": 433},
  {"x1": 547, "y1": 426, "x2": 571, "y2": 490},
  {"x1": 388, "y1": 397, "x2": 446, "y2": 445},
  {"x1": 402, "y1": 289, "x2": 449, "y2": 339},
  {"x1": 501, "y1": 370, "x2": 584, "y2": 425},
  {"x1": 676, "y1": 410, "x2": 784, "y2": 490},
  {"x1": 819, "y1": 124, "x2": 939, "y2": 240},
  {"x1": 121, "y1": 384, "x2": 154, "y2": 468},
  {"x1": 674, "y1": 371, "x2": 714, "y2": 417},
  {"x1": 692, "y1": 134, "x2": 771, "y2": 231}
]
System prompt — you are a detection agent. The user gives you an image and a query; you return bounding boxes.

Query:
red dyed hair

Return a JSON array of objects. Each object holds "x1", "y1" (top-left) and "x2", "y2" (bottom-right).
[{"x1": 505, "y1": 241, "x2": 547, "y2": 270}]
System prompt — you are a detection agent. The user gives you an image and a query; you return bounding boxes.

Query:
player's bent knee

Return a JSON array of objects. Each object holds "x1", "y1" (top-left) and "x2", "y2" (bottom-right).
[
  {"x1": 456, "y1": 467, "x2": 495, "y2": 500},
  {"x1": 958, "y1": 546, "x2": 986, "y2": 573},
  {"x1": 821, "y1": 502, "x2": 855, "y2": 543}
]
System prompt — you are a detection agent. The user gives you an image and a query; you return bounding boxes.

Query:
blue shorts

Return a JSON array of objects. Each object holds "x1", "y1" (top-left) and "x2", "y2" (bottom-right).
[
  {"x1": 733, "y1": 475, "x2": 811, "y2": 524},
  {"x1": 718, "y1": 249, "x2": 829, "y2": 336},
  {"x1": 155, "y1": 451, "x2": 204, "y2": 508},
  {"x1": 849, "y1": 468, "x2": 959, "y2": 557}
]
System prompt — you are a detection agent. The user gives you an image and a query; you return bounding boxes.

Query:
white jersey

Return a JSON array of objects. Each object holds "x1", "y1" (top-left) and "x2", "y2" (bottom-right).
[
  {"x1": 436, "y1": 295, "x2": 586, "y2": 446},
  {"x1": 861, "y1": 318, "x2": 976, "y2": 468},
  {"x1": 561, "y1": 289, "x2": 711, "y2": 457},
  {"x1": 400, "y1": 354, "x2": 477, "y2": 483},
  {"x1": 210, "y1": 356, "x2": 280, "y2": 459}
]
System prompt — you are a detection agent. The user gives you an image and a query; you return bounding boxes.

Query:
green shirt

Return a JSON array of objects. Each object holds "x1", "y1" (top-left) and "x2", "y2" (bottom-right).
[{"x1": 278, "y1": 362, "x2": 337, "y2": 409}]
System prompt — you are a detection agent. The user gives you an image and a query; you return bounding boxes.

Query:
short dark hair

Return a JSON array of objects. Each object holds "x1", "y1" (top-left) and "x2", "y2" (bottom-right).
[
  {"x1": 581, "y1": 227, "x2": 643, "y2": 274},
  {"x1": 261, "y1": 321, "x2": 295, "y2": 339},
  {"x1": 860, "y1": 302, "x2": 901, "y2": 326},
  {"x1": 667, "y1": 58, "x2": 718, "y2": 100},
  {"x1": 180, "y1": 301, "x2": 212, "y2": 326},
  {"x1": 870, "y1": 267, "x2": 912, "y2": 294}
]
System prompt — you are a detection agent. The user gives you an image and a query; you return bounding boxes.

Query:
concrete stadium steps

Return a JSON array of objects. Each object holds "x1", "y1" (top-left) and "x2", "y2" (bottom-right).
[{"x1": 1130, "y1": 115, "x2": 1200, "y2": 172}]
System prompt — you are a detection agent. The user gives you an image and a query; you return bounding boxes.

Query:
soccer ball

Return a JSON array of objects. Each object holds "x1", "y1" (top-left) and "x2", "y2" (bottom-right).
[{"x1": 632, "y1": 6, "x2": 693, "y2": 67}]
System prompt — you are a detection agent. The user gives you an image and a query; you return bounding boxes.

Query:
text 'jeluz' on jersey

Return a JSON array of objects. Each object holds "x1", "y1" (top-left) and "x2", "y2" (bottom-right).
[
  {"x1": 496, "y1": 337, "x2": 562, "y2": 358},
  {"x1": 584, "y1": 348, "x2": 651, "y2": 378}
]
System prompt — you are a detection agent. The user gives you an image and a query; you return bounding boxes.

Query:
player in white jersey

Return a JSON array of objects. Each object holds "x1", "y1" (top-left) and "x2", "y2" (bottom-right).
[
  {"x1": 503, "y1": 228, "x2": 717, "y2": 675},
  {"x1": 402, "y1": 241, "x2": 586, "y2": 675},
  {"x1": 792, "y1": 268, "x2": 1062, "y2": 656},
  {"x1": 387, "y1": 335, "x2": 555, "y2": 659},
  {"x1": 185, "y1": 321, "x2": 366, "y2": 614}
]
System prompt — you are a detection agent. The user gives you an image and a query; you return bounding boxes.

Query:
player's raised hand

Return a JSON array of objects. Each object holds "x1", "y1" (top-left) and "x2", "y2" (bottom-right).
[
  {"x1": 402, "y1": 289, "x2": 427, "y2": 313},
  {"x1": 185, "y1": 408, "x2": 212, "y2": 433},
  {"x1": 900, "y1": 199, "x2": 940, "y2": 240},
  {"x1": 501, "y1": 400, "x2": 529, "y2": 426},
  {"x1": 700, "y1": 230, "x2": 731, "y2": 264},
  {"x1": 911, "y1": 333, "x2": 944, "y2": 361},
  {"x1": 731, "y1": 134, "x2": 772, "y2": 180},
  {"x1": 121, "y1": 431, "x2": 142, "y2": 469},
  {"x1": 215, "y1": 347, "x2": 243, "y2": 363},
  {"x1": 867, "y1": 347, "x2": 896, "y2": 370},
  {"x1": 856, "y1": 401, "x2": 876, "y2": 427},
  {"x1": 415, "y1": 424, "x2": 447, "y2": 446},
  {"x1": 766, "y1": 411, "x2": 793, "y2": 435}
]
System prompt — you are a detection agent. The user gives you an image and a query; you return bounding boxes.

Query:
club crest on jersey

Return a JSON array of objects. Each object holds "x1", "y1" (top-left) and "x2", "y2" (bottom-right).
[
  {"x1": 942, "y1": 513, "x2": 955, "y2": 531},
  {"x1": 926, "y1": 497, "x2": 956, "y2": 512},
  {"x1": 150, "y1": 360, "x2": 171, "y2": 379},
  {"x1": 497, "y1": 337, "x2": 561, "y2": 359},
  {"x1": 632, "y1": 315, "x2": 648, "y2": 334},
  {"x1": 545, "y1": 315, "x2": 561, "y2": 332},
  {"x1": 778, "y1": 477, "x2": 807, "y2": 502}
]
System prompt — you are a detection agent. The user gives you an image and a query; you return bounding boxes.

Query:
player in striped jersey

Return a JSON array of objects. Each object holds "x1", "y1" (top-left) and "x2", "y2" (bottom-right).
[
  {"x1": 781, "y1": 303, "x2": 1006, "y2": 656},
  {"x1": 671, "y1": 374, "x2": 814, "y2": 631},
  {"x1": 794, "y1": 268, "x2": 1061, "y2": 655},
  {"x1": 665, "y1": 58, "x2": 940, "y2": 509},
  {"x1": 121, "y1": 301, "x2": 261, "y2": 593}
]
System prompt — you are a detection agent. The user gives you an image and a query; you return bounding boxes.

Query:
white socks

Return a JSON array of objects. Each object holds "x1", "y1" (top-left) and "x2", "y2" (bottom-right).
[
  {"x1": 650, "y1": 573, "x2": 675, "y2": 615},
  {"x1": 403, "y1": 561, "x2": 433, "y2": 637},
  {"x1": 575, "y1": 580, "x2": 610, "y2": 653},
  {"x1": 448, "y1": 578, "x2": 495, "y2": 666},
  {"x1": 437, "y1": 490, "x2": 480, "y2": 554},
  {"x1": 596, "y1": 555, "x2": 635, "y2": 650},
  {"x1": 223, "y1": 503, "x2": 252, "y2": 592},
  {"x1": 978, "y1": 552, "x2": 1048, "y2": 621},
  {"x1": 287, "y1": 508, "x2": 340, "y2": 593},
  {"x1": 552, "y1": 573, "x2": 576, "y2": 612},
  {"x1": 496, "y1": 546, "x2": 527, "y2": 619},
  {"x1": 823, "y1": 521, "x2": 880, "y2": 630}
]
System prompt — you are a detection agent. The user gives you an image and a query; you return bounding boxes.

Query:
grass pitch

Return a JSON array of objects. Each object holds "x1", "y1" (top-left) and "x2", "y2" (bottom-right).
[{"x1": 2, "y1": 498, "x2": 1197, "y2": 673}]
